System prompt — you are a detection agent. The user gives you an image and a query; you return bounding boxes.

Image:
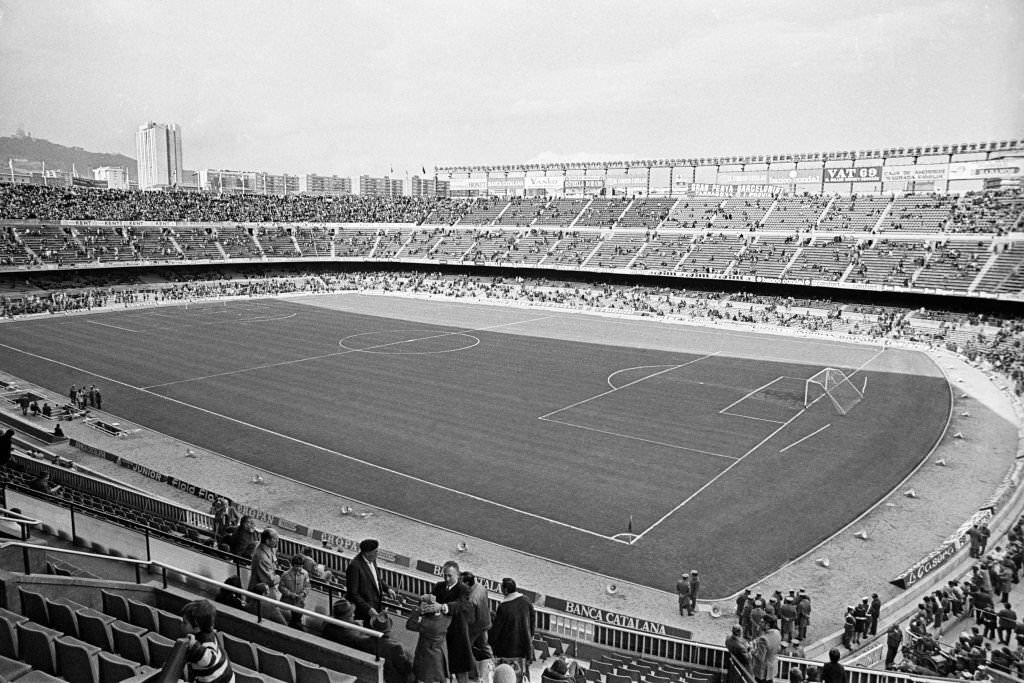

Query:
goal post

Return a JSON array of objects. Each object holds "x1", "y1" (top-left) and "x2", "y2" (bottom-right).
[{"x1": 804, "y1": 367, "x2": 865, "y2": 415}]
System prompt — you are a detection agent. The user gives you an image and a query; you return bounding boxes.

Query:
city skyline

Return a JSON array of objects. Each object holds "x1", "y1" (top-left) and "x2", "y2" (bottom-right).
[{"x1": 0, "y1": 0, "x2": 1021, "y2": 179}]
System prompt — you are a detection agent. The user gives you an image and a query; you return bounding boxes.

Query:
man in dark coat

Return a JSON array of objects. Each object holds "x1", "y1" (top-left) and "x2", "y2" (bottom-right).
[
  {"x1": 430, "y1": 560, "x2": 474, "y2": 683},
  {"x1": 346, "y1": 538, "x2": 396, "y2": 627},
  {"x1": 489, "y1": 577, "x2": 535, "y2": 675},
  {"x1": 884, "y1": 624, "x2": 902, "y2": 669},
  {"x1": 726, "y1": 624, "x2": 751, "y2": 672}
]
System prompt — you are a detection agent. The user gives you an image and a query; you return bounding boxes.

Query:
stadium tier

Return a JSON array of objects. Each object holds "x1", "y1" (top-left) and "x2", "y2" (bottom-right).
[{"x1": 1, "y1": 185, "x2": 1021, "y2": 298}]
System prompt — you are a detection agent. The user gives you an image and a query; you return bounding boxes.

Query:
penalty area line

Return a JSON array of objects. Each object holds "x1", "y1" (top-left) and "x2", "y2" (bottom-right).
[{"x1": 779, "y1": 424, "x2": 831, "y2": 453}]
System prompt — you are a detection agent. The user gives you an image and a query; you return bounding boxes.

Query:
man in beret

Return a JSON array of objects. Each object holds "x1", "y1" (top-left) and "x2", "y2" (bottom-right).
[{"x1": 346, "y1": 539, "x2": 397, "y2": 627}]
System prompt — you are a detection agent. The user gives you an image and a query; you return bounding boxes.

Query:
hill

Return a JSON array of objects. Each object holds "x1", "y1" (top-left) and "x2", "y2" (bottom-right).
[{"x1": 0, "y1": 133, "x2": 136, "y2": 178}]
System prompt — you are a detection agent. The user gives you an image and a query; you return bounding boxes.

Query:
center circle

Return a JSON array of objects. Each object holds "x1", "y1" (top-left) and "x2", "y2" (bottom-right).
[{"x1": 339, "y1": 329, "x2": 480, "y2": 355}]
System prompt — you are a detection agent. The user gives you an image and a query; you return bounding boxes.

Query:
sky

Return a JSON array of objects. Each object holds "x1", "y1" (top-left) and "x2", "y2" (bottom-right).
[{"x1": 0, "y1": 0, "x2": 1021, "y2": 178}]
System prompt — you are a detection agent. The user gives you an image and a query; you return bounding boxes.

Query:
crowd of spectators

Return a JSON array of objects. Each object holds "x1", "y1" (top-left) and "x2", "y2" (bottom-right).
[{"x1": 1, "y1": 184, "x2": 1020, "y2": 233}]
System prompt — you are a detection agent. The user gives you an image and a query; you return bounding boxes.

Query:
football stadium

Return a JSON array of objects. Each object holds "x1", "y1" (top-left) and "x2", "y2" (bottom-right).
[{"x1": 0, "y1": 3, "x2": 1022, "y2": 683}]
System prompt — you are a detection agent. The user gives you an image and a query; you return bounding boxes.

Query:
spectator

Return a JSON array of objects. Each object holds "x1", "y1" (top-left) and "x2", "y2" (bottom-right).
[
  {"x1": 28, "y1": 471, "x2": 61, "y2": 495},
  {"x1": 247, "y1": 528, "x2": 280, "y2": 599},
  {"x1": 228, "y1": 515, "x2": 258, "y2": 557},
  {"x1": 884, "y1": 624, "x2": 903, "y2": 669},
  {"x1": 407, "y1": 595, "x2": 452, "y2": 683},
  {"x1": 429, "y1": 561, "x2": 474, "y2": 683},
  {"x1": 321, "y1": 598, "x2": 372, "y2": 649},
  {"x1": 215, "y1": 576, "x2": 247, "y2": 611},
  {"x1": 489, "y1": 578, "x2": 535, "y2": 676},
  {"x1": 279, "y1": 553, "x2": 310, "y2": 629},
  {"x1": 750, "y1": 616, "x2": 782, "y2": 683},
  {"x1": 0, "y1": 429, "x2": 14, "y2": 469},
  {"x1": 676, "y1": 573, "x2": 692, "y2": 616},
  {"x1": 820, "y1": 649, "x2": 845, "y2": 683},
  {"x1": 346, "y1": 538, "x2": 397, "y2": 627},
  {"x1": 181, "y1": 599, "x2": 234, "y2": 683},
  {"x1": 248, "y1": 583, "x2": 287, "y2": 625},
  {"x1": 462, "y1": 571, "x2": 493, "y2": 683},
  {"x1": 370, "y1": 612, "x2": 415, "y2": 683},
  {"x1": 725, "y1": 624, "x2": 751, "y2": 671}
]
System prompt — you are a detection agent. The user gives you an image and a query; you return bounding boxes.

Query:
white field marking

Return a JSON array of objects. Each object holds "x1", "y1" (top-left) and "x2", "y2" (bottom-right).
[
  {"x1": 779, "y1": 424, "x2": 831, "y2": 453},
  {"x1": 539, "y1": 416, "x2": 739, "y2": 461},
  {"x1": 238, "y1": 313, "x2": 298, "y2": 323},
  {"x1": 717, "y1": 376, "x2": 787, "y2": 415},
  {"x1": 142, "y1": 314, "x2": 559, "y2": 389},
  {"x1": 0, "y1": 339, "x2": 620, "y2": 543},
  {"x1": 338, "y1": 330, "x2": 481, "y2": 355},
  {"x1": 630, "y1": 344, "x2": 888, "y2": 544},
  {"x1": 539, "y1": 352, "x2": 720, "y2": 421},
  {"x1": 87, "y1": 320, "x2": 139, "y2": 333},
  {"x1": 719, "y1": 411, "x2": 786, "y2": 424},
  {"x1": 630, "y1": 406, "x2": 807, "y2": 544},
  {"x1": 607, "y1": 364, "x2": 678, "y2": 390}
]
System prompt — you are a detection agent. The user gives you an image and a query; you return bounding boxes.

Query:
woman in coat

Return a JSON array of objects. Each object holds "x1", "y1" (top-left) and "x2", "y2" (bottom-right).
[{"x1": 407, "y1": 595, "x2": 452, "y2": 683}]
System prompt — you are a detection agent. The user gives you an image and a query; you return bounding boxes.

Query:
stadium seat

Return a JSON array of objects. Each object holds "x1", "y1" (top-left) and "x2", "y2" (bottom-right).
[
  {"x1": 156, "y1": 607, "x2": 183, "y2": 639},
  {"x1": 0, "y1": 607, "x2": 28, "y2": 657},
  {"x1": 616, "y1": 668, "x2": 642, "y2": 683},
  {"x1": 233, "y1": 663, "x2": 278, "y2": 683},
  {"x1": 12, "y1": 670, "x2": 63, "y2": 682},
  {"x1": 97, "y1": 650, "x2": 141, "y2": 683},
  {"x1": 100, "y1": 591, "x2": 129, "y2": 623},
  {"x1": 55, "y1": 634, "x2": 101, "y2": 683},
  {"x1": 606, "y1": 673, "x2": 634, "y2": 683},
  {"x1": 0, "y1": 653, "x2": 32, "y2": 681},
  {"x1": 127, "y1": 598, "x2": 158, "y2": 632},
  {"x1": 145, "y1": 630, "x2": 176, "y2": 668},
  {"x1": 47, "y1": 597, "x2": 85, "y2": 638},
  {"x1": 221, "y1": 631, "x2": 258, "y2": 670},
  {"x1": 590, "y1": 661, "x2": 614, "y2": 676},
  {"x1": 76, "y1": 608, "x2": 117, "y2": 652},
  {"x1": 584, "y1": 668, "x2": 603, "y2": 683},
  {"x1": 294, "y1": 658, "x2": 357, "y2": 683},
  {"x1": 256, "y1": 644, "x2": 295, "y2": 683},
  {"x1": 111, "y1": 620, "x2": 149, "y2": 665},
  {"x1": 19, "y1": 587, "x2": 50, "y2": 625},
  {"x1": 17, "y1": 621, "x2": 61, "y2": 674}
]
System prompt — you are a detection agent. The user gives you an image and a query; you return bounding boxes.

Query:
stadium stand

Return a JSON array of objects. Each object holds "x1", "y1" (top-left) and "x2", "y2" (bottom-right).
[
  {"x1": 544, "y1": 231, "x2": 603, "y2": 267},
  {"x1": 575, "y1": 198, "x2": 631, "y2": 228},
  {"x1": 532, "y1": 199, "x2": 590, "y2": 228},
  {"x1": 713, "y1": 198, "x2": 774, "y2": 231},
  {"x1": 730, "y1": 235, "x2": 801, "y2": 279},
  {"x1": 676, "y1": 233, "x2": 745, "y2": 276},
  {"x1": 784, "y1": 236, "x2": 857, "y2": 282},
  {"x1": 615, "y1": 199, "x2": 678, "y2": 229},
  {"x1": 816, "y1": 195, "x2": 890, "y2": 232},
  {"x1": 629, "y1": 233, "x2": 696, "y2": 272},
  {"x1": 586, "y1": 233, "x2": 648, "y2": 269},
  {"x1": 662, "y1": 198, "x2": 723, "y2": 230},
  {"x1": 759, "y1": 196, "x2": 831, "y2": 232}
]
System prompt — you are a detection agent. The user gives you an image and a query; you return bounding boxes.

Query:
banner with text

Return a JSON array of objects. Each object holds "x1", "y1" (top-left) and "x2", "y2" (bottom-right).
[
  {"x1": 544, "y1": 596, "x2": 691, "y2": 640},
  {"x1": 823, "y1": 166, "x2": 882, "y2": 183},
  {"x1": 947, "y1": 158, "x2": 1024, "y2": 181},
  {"x1": 881, "y1": 165, "x2": 948, "y2": 184},
  {"x1": 449, "y1": 177, "x2": 488, "y2": 192}
]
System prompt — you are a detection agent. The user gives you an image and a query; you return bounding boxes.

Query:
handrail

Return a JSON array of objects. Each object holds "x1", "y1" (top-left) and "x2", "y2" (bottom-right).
[
  {"x1": 0, "y1": 507, "x2": 42, "y2": 526},
  {"x1": 0, "y1": 540, "x2": 387, "y2": 643}
]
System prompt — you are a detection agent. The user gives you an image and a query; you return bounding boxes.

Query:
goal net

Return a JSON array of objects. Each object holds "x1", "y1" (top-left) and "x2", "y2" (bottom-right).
[{"x1": 804, "y1": 367, "x2": 865, "y2": 415}]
